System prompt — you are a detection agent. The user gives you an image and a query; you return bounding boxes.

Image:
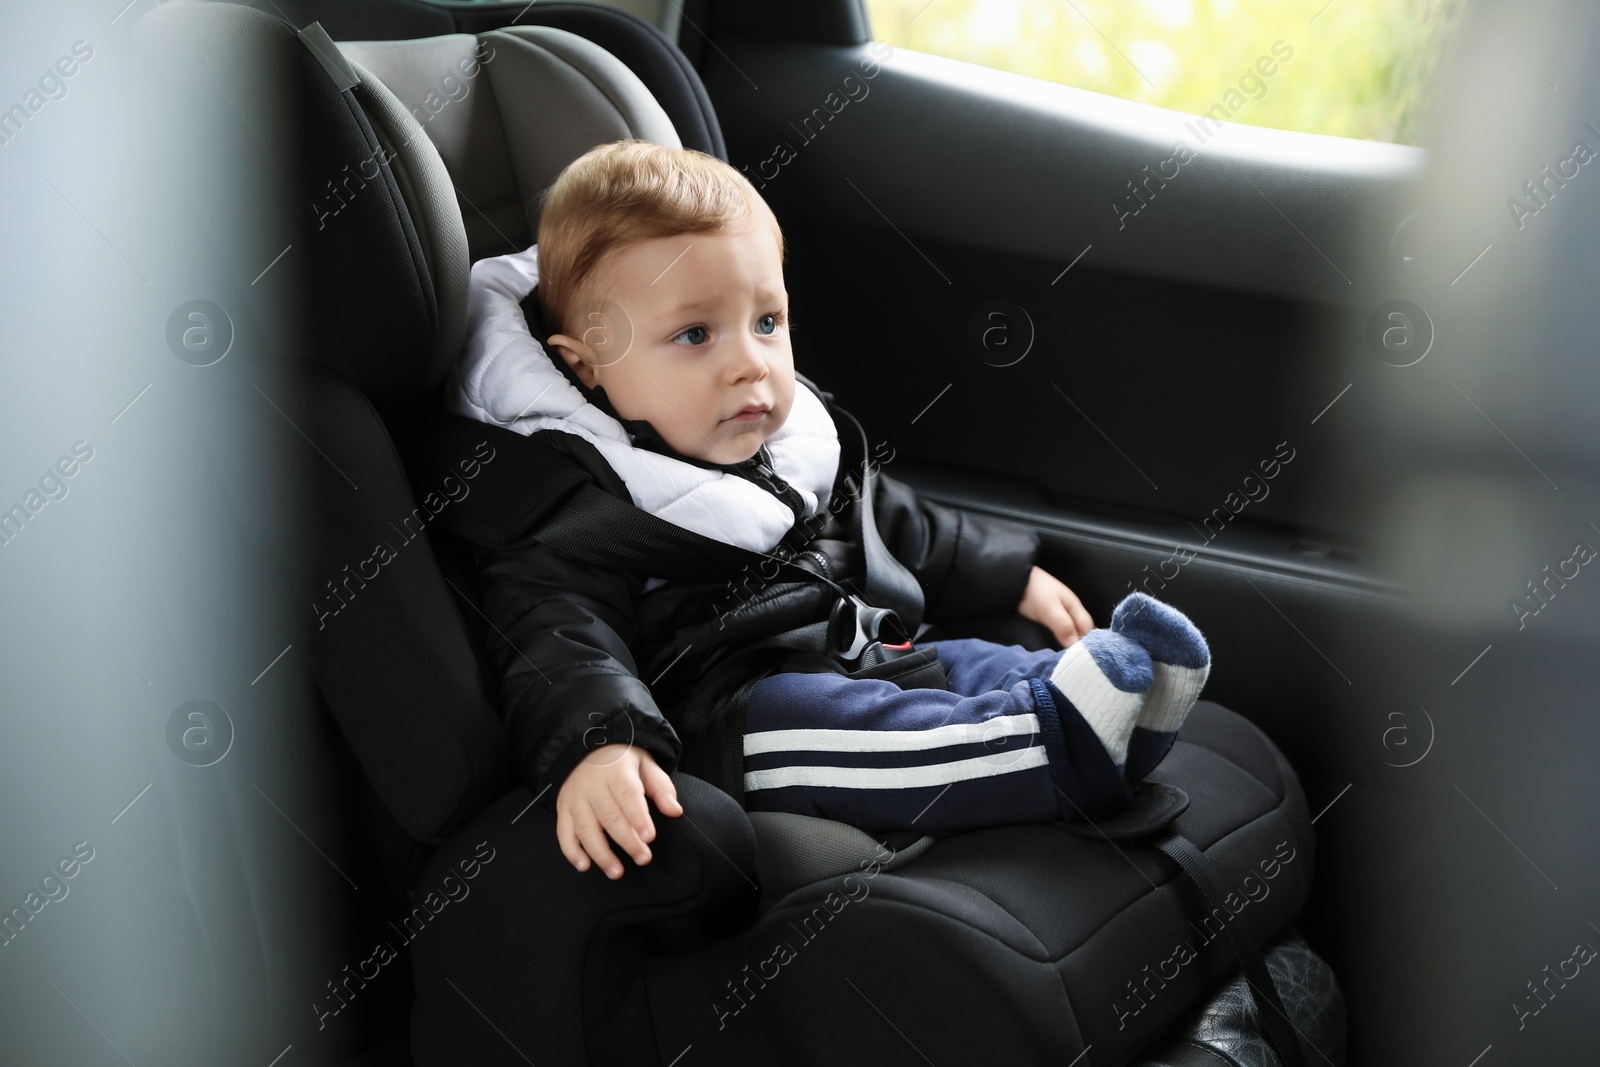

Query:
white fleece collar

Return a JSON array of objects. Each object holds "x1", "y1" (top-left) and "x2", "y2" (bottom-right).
[{"x1": 447, "y1": 244, "x2": 842, "y2": 554}]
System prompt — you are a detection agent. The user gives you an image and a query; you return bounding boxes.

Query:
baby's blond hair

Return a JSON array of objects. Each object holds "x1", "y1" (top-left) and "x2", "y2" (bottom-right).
[{"x1": 536, "y1": 140, "x2": 783, "y2": 335}]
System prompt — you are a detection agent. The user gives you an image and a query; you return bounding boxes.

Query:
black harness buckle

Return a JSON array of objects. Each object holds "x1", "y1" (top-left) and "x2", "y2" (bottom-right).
[{"x1": 826, "y1": 593, "x2": 913, "y2": 667}]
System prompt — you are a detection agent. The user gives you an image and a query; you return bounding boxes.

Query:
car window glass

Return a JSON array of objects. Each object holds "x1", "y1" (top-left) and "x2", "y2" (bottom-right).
[{"x1": 864, "y1": 0, "x2": 1464, "y2": 144}]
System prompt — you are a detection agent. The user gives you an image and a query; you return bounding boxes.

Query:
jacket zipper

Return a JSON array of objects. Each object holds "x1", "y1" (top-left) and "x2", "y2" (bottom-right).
[{"x1": 738, "y1": 446, "x2": 809, "y2": 524}]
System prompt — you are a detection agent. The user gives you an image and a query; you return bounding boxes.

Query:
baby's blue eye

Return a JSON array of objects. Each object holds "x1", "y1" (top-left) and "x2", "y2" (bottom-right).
[
  {"x1": 673, "y1": 325, "x2": 708, "y2": 346},
  {"x1": 756, "y1": 314, "x2": 777, "y2": 336}
]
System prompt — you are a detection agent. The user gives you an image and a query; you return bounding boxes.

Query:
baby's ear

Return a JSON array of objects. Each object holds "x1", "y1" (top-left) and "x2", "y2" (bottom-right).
[{"x1": 547, "y1": 333, "x2": 598, "y2": 388}]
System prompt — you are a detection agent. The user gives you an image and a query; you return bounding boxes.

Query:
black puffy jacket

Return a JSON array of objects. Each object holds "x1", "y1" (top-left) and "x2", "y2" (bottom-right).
[
  {"x1": 455, "y1": 292, "x2": 1040, "y2": 806},
  {"x1": 462, "y1": 388, "x2": 1040, "y2": 808}
]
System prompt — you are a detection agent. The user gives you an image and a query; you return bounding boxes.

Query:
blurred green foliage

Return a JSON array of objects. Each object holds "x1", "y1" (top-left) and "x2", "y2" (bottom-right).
[{"x1": 864, "y1": 0, "x2": 1464, "y2": 144}]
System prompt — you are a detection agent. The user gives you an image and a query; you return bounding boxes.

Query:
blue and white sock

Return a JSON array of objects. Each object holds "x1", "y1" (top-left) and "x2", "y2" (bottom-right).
[
  {"x1": 1110, "y1": 593, "x2": 1210, "y2": 783},
  {"x1": 1045, "y1": 629, "x2": 1153, "y2": 768}
]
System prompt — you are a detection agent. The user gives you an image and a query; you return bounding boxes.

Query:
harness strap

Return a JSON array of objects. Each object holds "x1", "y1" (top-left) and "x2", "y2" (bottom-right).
[
  {"x1": 1151, "y1": 829, "x2": 1311, "y2": 1067},
  {"x1": 829, "y1": 405, "x2": 923, "y2": 631}
]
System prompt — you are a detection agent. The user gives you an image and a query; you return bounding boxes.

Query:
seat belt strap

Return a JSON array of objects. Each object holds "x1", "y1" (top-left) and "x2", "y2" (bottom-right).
[
  {"x1": 1151, "y1": 830, "x2": 1311, "y2": 1067},
  {"x1": 829, "y1": 405, "x2": 924, "y2": 630}
]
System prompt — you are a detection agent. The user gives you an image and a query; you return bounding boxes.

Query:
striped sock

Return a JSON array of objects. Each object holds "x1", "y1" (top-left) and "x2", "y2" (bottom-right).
[
  {"x1": 1109, "y1": 593, "x2": 1210, "y2": 782},
  {"x1": 1045, "y1": 629, "x2": 1152, "y2": 768}
]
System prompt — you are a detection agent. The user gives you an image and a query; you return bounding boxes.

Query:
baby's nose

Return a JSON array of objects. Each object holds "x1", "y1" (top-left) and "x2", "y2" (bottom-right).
[{"x1": 726, "y1": 338, "x2": 769, "y2": 380}]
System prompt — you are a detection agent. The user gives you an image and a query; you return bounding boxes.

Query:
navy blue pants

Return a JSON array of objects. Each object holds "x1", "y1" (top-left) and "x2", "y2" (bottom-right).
[{"x1": 741, "y1": 638, "x2": 1140, "y2": 836}]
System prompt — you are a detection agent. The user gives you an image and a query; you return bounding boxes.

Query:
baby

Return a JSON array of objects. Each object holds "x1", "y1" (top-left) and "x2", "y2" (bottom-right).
[{"x1": 452, "y1": 141, "x2": 1211, "y2": 881}]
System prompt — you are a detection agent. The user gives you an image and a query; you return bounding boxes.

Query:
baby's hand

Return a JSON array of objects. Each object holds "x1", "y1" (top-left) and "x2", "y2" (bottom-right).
[
  {"x1": 555, "y1": 746, "x2": 682, "y2": 879},
  {"x1": 1017, "y1": 565, "x2": 1095, "y2": 648}
]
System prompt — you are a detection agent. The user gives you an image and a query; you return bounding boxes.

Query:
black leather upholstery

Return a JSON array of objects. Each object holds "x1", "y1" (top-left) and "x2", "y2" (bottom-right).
[{"x1": 1136, "y1": 933, "x2": 1346, "y2": 1067}]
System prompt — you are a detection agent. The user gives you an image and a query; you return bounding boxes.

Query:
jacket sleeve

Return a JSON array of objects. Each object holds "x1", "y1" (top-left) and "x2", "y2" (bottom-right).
[
  {"x1": 472, "y1": 536, "x2": 681, "y2": 805},
  {"x1": 872, "y1": 470, "x2": 1041, "y2": 623}
]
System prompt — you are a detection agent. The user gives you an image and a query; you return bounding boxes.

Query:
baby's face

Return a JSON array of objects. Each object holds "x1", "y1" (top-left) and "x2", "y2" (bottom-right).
[{"x1": 548, "y1": 212, "x2": 794, "y2": 466}]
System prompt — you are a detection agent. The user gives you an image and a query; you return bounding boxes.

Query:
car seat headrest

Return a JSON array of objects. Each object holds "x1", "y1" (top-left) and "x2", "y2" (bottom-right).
[
  {"x1": 339, "y1": 52, "x2": 471, "y2": 399},
  {"x1": 135, "y1": 4, "x2": 454, "y2": 407},
  {"x1": 338, "y1": 27, "x2": 682, "y2": 264},
  {"x1": 141, "y1": 5, "x2": 685, "y2": 413}
]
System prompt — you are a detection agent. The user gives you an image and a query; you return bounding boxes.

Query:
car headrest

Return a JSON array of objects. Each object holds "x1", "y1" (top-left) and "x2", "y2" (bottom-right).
[{"x1": 338, "y1": 27, "x2": 682, "y2": 263}]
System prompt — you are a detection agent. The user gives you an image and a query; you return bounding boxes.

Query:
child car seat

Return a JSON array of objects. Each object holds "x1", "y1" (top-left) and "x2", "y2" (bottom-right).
[{"x1": 155, "y1": 4, "x2": 1345, "y2": 1063}]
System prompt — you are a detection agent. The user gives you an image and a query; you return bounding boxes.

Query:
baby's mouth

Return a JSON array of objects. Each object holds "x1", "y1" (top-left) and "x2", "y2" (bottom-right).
[{"x1": 727, "y1": 404, "x2": 770, "y2": 423}]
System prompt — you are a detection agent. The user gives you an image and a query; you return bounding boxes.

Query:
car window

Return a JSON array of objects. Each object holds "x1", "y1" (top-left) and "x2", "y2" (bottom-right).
[{"x1": 863, "y1": 0, "x2": 1464, "y2": 144}]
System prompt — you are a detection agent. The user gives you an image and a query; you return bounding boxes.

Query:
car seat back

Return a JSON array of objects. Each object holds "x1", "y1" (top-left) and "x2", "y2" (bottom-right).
[
  {"x1": 152, "y1": 3, "x2": 692, "y2": 849},
  {"x1": 339, "y1": 27, "x2": 681, "y2": 262},
  {"x1": 298, "y1": 15, "x2": 688, "y2": 847},
  {"x1": 317, "y1": 24, "x2": 687, "y2": 847}
]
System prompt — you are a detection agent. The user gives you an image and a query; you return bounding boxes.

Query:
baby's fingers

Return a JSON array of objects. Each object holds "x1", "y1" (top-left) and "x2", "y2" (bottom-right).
[
  {"x1": 596, "y1": 797, "x2": 651, "y2": 869},
  {"x1": 1061, "y1": 590, "x2": 1094, "y2": 639},
  {"x1": 575, "y1": 811, "x2": 626, "y2": 880},
  {"x1": 556, "y1": 807, "x2": 591, "y2": 873},
  {"x1": 611, "y1": 773, "x2": 658, "y2": 849},
  {"x1": 641, "y1": 757, "x2": 682, "y2": 817},
  {"x1": 1043, "y1": 601, "x2": 1081, "y2": 648}
]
